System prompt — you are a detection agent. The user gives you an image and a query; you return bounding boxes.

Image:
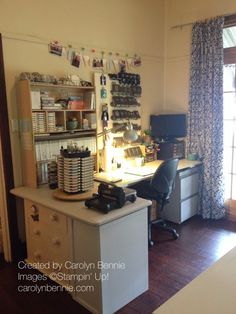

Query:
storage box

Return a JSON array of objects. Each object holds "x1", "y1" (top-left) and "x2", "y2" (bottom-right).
[
  {"x1": 68, "y1": 100, "x2": 84, "y2": 110},
  {"x1": 84, "y1": 91, "x2": 95, "y2": 109},
  {"x1": 31, "y1": 91, "x2": 41, "y2": 109},
  {"x1": 85, "y1": 113, "x2": 96, "y2": 129}
]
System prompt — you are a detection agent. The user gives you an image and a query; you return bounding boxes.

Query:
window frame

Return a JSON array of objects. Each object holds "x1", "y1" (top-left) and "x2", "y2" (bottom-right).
[{"x1": 223, "y1": 15, "x2": 236, "y2": 219}]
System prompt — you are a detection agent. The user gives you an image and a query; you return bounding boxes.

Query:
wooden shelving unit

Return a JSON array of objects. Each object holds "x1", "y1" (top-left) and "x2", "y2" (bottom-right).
[{"x1": 17, "y1": 79, "x2": 97, "y2": 187}]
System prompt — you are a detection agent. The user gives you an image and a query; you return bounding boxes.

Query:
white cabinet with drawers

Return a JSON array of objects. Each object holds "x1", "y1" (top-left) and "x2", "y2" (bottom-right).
[
  {"x1": 160, "y1": 166, "x2": 201, "y2": 224},
  {"x1": 12, "y1": 187, "x2": 150, "y2": 314}
]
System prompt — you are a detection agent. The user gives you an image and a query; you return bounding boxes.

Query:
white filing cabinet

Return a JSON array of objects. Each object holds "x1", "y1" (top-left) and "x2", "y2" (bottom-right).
[{"x1": 160, "y1": 166, "x2": 201, "y2": 224}]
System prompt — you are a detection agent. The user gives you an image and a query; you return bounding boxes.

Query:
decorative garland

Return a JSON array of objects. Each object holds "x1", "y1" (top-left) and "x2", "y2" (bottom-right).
[{"x1": 48, "y1": 41, "x2": 141, "y2": 72}]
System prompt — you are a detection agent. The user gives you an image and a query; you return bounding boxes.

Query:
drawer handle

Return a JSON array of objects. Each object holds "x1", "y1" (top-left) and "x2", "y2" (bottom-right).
[
  {"x1": 31, "y1": 205, "x2": 39, "y2": 222},
  {"x1": 34, "y1": 252, "x2": 41, "y2": 259},
  {"x1": 50, "y1": 214, "x2": 58, "y2": 222},
  {"x1": 31, "y1": 205, "x2": 38, "y2": 214},
  {"x1": 33, "y1": 229, "x2": 41, "y2": 236},
  {"x1": 31, "y1": 214, "x2": 39, "y2": 222},
  {"x1": 52, "y1": 238, "x2": 61, "y2": 246}
]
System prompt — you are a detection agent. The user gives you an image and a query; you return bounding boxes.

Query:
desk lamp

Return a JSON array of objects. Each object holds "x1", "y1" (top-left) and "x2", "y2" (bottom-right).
[
  {"x1": 98, "y1": 122, "x2": 138, "y2": 171},
  {"x1": 123, "y1": 121, "x2": 138, "y2": 143},
  {"x1": 97, "y1": 121, "x2": 138, "y2": 143}
]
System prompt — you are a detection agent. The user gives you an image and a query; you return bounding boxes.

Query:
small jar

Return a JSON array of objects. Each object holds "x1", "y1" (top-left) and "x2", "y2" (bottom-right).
[{"x1": 83, "y1": 118, "x2": 89, "y2": 129}]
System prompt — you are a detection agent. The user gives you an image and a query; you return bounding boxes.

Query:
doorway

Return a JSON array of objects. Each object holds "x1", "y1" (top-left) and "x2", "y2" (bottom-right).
[{"x1": 0, "y1": 33, "x2": 20, "y2": 262}]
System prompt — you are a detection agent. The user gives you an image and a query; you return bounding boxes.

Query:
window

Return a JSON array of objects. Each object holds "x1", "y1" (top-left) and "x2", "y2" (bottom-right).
[
  {"x1": 223, "y1": 64, "x2": 236, "y2": 200},
  {"x1": 223, "y1": 17, "x2": 236, "y2": 217}
]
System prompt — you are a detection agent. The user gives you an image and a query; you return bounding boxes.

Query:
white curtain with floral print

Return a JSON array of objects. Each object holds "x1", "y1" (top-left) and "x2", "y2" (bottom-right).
[{"x1": 187, "y1": 16, "x2": 225, "y2": 219}]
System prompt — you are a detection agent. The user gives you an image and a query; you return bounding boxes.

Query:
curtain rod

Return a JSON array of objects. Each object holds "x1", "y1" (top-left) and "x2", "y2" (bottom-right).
[
  {"x1": 170, "y1": 12, "x2": 236, "y2": 30},
  {"x1": 171, "y1": 21, "x2": 192, "y2": 29}
]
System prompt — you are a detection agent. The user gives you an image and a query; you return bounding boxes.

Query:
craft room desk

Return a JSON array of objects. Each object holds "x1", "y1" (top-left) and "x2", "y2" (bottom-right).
[
  {"x1": 11, "y1": 186, "x2": 151, "y2": 314},
  {"x1": 94, "y1": 159, "x2": 202, "y2": 187},
  {"x1": 95, "y1": 159, "x2": 202, "y2": 224}
]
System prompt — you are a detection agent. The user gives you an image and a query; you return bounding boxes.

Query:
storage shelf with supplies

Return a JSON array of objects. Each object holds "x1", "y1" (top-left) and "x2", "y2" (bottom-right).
[{"x1": 17, "y1": 79, "x2": 97, "y2": 187}]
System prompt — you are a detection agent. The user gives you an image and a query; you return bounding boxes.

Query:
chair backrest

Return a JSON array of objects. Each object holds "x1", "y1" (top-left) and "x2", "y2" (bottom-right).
[{"x1": 150, "y1": 158, "x2": 179, "y2": 201}]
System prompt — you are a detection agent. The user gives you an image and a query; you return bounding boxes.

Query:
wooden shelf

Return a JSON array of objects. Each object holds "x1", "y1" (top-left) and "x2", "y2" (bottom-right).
[
  {"x1": 29, "y1": 81, "x2": 94, "y2": 90},
  {"x1": 34, "y1": 130, "x2": 96, "y2": 142},
  {"x1": 32, "y1": 109, "x2": 96, "y2": 112}
]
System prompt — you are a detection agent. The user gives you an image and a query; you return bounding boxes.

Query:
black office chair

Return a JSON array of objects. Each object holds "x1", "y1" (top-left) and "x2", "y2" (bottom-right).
[{"x1": 131, "y1": 158, "x2": 179, "y2": 246}]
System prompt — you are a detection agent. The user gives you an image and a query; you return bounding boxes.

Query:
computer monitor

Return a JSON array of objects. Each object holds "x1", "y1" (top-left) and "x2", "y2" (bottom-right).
[{"x1": 150, "y1": 114, "x2": 187, "y2": 141}]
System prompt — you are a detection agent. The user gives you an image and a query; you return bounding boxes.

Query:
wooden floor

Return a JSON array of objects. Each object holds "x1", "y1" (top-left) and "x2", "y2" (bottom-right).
[{"x1": 0, "y1": 216, "x2": 236, "y2": 314}]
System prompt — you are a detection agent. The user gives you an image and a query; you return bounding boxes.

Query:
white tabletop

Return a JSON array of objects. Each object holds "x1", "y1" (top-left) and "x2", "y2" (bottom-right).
[
  {"x1": 95, "y1": 159, "x2": 202, "y2": 187},
  {"x1": 153, "y1": 246, "x2": 236, "y2": 314},
  {"x1": 11, "y1": 185, "x2": 151, "y2": 226}
]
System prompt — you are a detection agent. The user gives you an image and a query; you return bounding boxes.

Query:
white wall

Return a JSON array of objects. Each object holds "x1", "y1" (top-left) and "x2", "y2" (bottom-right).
[
  {"x1": 0, "y1": 0, "x2": 165, "y2": 185},
  {"x1": 164, "y1": 0, "x2": 236, "y2": 113},
  {"x1": 1, "y1": 0, "x2": 235, "y2": 186}
]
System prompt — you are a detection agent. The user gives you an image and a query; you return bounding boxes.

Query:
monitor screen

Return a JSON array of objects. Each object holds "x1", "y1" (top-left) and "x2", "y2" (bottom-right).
[{"x1": 150, "y1": 114, "x2": 187, "y2": 140}]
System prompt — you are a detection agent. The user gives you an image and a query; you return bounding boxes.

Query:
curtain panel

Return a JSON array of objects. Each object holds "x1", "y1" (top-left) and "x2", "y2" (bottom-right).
[{"x1": 187, "y1": 17, "x2": 225, "y2": 219}]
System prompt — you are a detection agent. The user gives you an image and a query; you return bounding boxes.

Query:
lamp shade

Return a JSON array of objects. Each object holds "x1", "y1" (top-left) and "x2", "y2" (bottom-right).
[{"x1": 123, "y1": 122, "x2": 138, "y2": 142}]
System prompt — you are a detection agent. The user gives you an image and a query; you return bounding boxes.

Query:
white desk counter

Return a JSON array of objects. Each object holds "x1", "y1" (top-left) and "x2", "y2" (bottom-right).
[
  {"x1": 153, "y1": 246, "x2": 236, "y2": 314},
  {"x1": 95, "y1": 159, "x2": 202, "y2": 224},
  {"x1": 11, "y1": 185, "x2": 151, "y2": 226},
  {"x1": 94, "y1": 159, "x2": 202, "y2": 188},
  {"x1": 11, "y1": 186, "x2": 151, "y2": 314}
]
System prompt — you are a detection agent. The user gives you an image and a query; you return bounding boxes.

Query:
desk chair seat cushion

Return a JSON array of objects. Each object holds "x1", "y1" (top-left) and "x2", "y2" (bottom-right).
[
  {"x1": 131, "y1": 158, "x2": 179, "y2": 206},
  {"x1": 131, "y1": 180, "x2": 168, "y2": 206}
]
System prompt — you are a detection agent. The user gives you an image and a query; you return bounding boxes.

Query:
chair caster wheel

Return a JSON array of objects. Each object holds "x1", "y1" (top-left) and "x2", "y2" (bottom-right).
[
  {"x1": 173, "y1": 231, "x2": 179, "y2": 239},
  {"x1": 148, "y1": 240, "x2": 154, "y2": 247}
]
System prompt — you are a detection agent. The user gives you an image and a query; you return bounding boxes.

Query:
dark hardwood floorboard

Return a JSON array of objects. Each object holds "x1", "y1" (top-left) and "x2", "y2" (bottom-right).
[{"x1": 0, "y1": 216, "x2": 235, "y2": 314}]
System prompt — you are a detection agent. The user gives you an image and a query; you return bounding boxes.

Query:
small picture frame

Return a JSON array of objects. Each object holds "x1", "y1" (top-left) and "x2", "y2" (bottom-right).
[
  {"x1": 71, "y1": 53, "x2": 81, "y2": 68},
  {"x1": 92, "y1": 58, "x2": 103, "y2": 68},
  {"x1": 133, "y1": 56, "x2": 142, "y2": 67},
  {"x1": 48, "y1": 41, "x2": 63, "y2": 56},
  {"x1": 119, "y1": 60, "x2": 126, "y2": 72}
]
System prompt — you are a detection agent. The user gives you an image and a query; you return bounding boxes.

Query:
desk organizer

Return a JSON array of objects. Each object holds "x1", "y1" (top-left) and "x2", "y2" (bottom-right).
[{"x1": 57, "y1": 149, "x2": 94, "y2": 194}]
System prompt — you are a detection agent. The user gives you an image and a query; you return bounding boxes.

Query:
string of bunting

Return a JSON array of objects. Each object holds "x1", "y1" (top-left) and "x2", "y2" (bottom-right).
[
  {"x1": 48, "y1": 40, "x2": 142, "y2": 72},
  {"x1": 2, "y1": 30, "x2": 142, "y2": 72}
]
